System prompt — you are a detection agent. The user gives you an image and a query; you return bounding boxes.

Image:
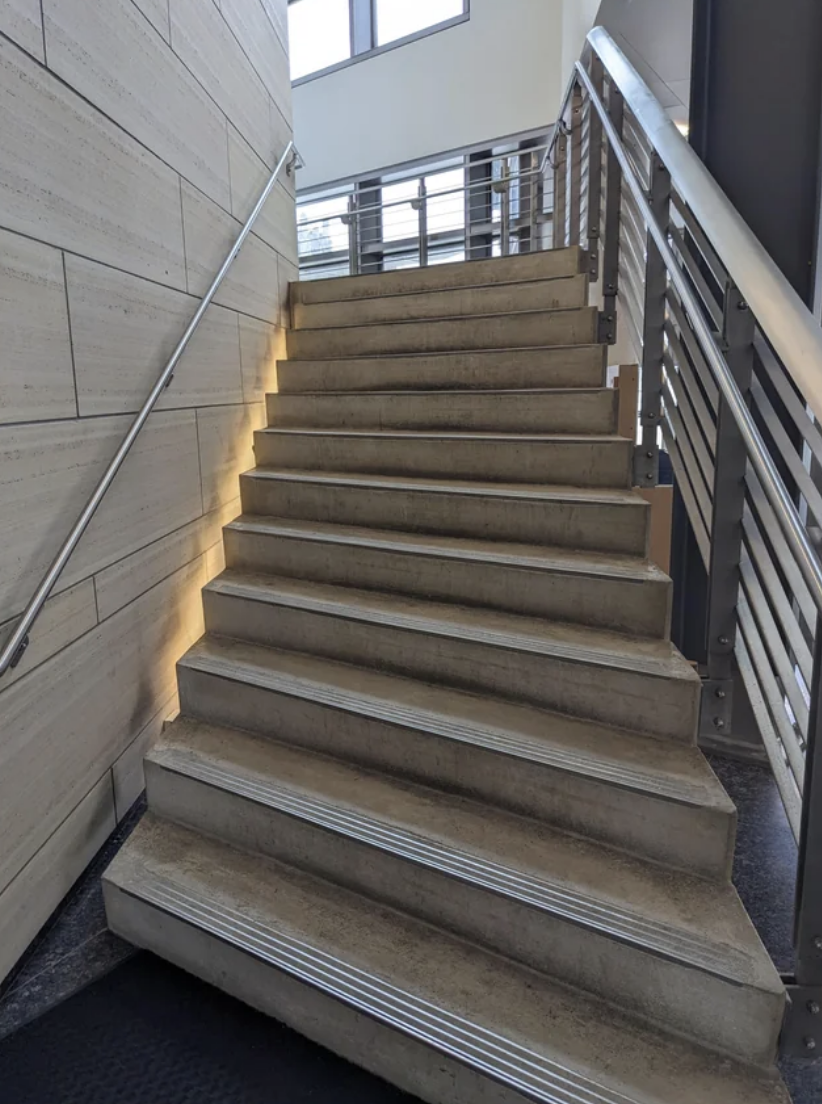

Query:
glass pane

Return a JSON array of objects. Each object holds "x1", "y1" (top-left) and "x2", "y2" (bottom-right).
[
  {"x1": 297, "y1": 195, "x2": 351, "y2": 261},
  {"x1": 375, "y1": 0, "x2": 464, "y2": 47},
  {"x1": 289, "y1": 0, "x2": 351, "y2": 80},
  {"x1": 424, "y1": 168, "x2": 464, "y2": 236},
  {"x1": 382, "y1": 179, "x2": 420, "y2": 243}
]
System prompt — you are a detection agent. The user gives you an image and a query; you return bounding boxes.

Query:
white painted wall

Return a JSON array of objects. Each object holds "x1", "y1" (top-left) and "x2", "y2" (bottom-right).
[{"x1": 293, "y1": 0, "x2": 564, "y2": 190}]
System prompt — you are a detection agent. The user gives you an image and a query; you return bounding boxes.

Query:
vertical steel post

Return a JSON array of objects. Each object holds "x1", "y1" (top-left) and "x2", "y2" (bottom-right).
[
  {"x1": 552, "y1": 127, "x2": 568, "y2": 249},
  {"x1": 345, "y1": 194, "x2": 359, "y2": 276},
  {"x1": 633, "y1": 155, "x2": 672, "y2": 486},
  {"x1": 500, "y1": 164, "x2": 511, "y2": 256},
  {"x1": 568, "y1": 83, "x2": 584, "y2": 247},
  {"x1": 416, "y1": 180, "x2": 429, "y2": 267},
  {"x1": 599, "y1": 78, "x2": 623, "y2": 344},
  {"x1": 585, "y1": 55, "x2": 604, "y2": 281},
  {"x1": 703, "y1": 282, "x2": 755, "y2": 734}
]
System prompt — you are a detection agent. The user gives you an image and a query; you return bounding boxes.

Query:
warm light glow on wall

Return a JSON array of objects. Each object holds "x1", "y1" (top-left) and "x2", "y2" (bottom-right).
[{"x1": 675, "y1": 121, "x2": 690, "y2": 138}]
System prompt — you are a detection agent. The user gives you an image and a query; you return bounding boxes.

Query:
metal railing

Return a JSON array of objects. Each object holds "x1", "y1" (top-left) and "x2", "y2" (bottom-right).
[
  {"x1": 296, "y1": 143, "x2": 554, "y2": 279},
  {"x1": 0, "y1": 140, "x2": 298, "y2": 680},
  {"x1": 555, "y1": 26, "x2": 822, "y2": 1050}
]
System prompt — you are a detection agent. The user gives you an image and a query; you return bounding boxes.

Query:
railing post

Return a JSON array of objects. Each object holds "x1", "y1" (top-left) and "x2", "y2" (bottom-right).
[
  {"x1": 499, "y1": 165, "x2": 511, "y2": 256},
  {"x1": 414, "y1": 180, "x2": 429, "y2": 267},
  {"x1": 552, "y1": 126, "x2": 567, "y2": 249},
  {"x1": 783, "y1": 622, "x2": 822, "y2": 1053},
  {"x1": 633, "y1": 154, "x2": 671, "y2": 486},
  {"x1": 568, "y1": 82, "x2": 584, "y2": 247},
  {"x1": 599, "y1": 78, "x2": 623, "y2": 344},
  {"x1": 585, "y1": 55, "x2": 604, "y2": 281},
  {"x1": 703, "y1": 282, "x2": 755, "y2": 734},
  {"x1": 344, "y1": 194, "x2": 359, "y2": 276}
]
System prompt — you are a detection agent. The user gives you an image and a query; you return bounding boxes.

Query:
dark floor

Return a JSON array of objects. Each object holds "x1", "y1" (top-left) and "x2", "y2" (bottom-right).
[{"x1": 0, "y1": 757, "x2": 820, "y2": 1102}]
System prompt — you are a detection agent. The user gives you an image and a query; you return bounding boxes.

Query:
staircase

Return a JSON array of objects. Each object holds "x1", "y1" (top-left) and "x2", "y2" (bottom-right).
[{"x1": 104, "y1": 248, "x2": 791, "y2": 1104}]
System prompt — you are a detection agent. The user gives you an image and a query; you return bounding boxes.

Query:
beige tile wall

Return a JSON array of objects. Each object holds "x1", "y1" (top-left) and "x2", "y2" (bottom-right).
[{"x1": 0, "y1": 0, "x2": 293, "y2": 984}]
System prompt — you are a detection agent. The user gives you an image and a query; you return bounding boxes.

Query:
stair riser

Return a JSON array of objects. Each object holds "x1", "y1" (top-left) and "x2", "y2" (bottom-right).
[
  {"x1": 286, "y1": 308, "x2": 599, "y2": 359},
  {"x1": 146, "y1": 761, "x2": 781, "y2": 1066},
  {"x1": 223, "y1": 528, "x2": 671, "y2": 637},
  {"x1": 105, "y1": 882, "x2": 521, "y2": 1104},
  {"x1": 254, "y1": 433, "x2": 633, "y2": 489},
  {"x1": 293, "y1": 247, "x2": 586, "y2": 305},
  {"x1": 293, "y1": 276, "x2": 589, "y2": 330},
  {"x1": 266, "y1": 391, "x2": 618, "y2": 435},
  {"x1": 176, "y1": 666, "x2": 735, "y2": 878},
  {"x1": 201, "y1": 592, "x2": 698, "y2": 742},
  {"x1": 276, "y1": 347, "x2": 606, "y2": 393},
  {"x1": 240, "y1": 475, "x2": 650, "y2": 555}
]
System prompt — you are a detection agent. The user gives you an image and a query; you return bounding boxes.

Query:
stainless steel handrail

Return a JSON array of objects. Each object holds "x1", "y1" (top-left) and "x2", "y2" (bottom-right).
[
  {"x1": 573, "y1": 57, "x2": 822, "y2": 616},
  {"x1": 0, "y1": 140, "x2": 297, "y2": 678},
  {"x1": 571, "y1": 27, "x2": 822, "y2": 428}
]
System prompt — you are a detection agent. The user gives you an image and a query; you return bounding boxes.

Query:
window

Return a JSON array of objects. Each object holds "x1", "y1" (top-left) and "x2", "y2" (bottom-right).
[
  {"x1": 289, "y1": 0, "x2": 468, "y2": 82},
  {"x1": 288, "y1": 0, "x2": 351, "y2": 81},
  {"x1": 374, "y1": 0, "x2": 465, "y2": 47}
]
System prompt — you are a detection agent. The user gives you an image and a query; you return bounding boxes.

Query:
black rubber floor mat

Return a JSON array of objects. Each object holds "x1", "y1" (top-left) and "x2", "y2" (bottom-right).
[{"x1": 0, "y1": 951, "x2": 417, "y2": 1103}]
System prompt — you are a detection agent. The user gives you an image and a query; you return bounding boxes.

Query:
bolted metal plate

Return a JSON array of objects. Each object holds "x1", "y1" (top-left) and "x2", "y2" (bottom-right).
[
  {"x1": 698, "y1": 678, "x2": 734, "y2": 739},
  {"x1": 781, "y1": 982, "x2": 822, "y2": 1057}
]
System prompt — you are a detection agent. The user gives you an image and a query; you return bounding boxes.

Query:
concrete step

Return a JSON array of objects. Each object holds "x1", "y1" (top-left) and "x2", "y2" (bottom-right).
[
  {"x1": 175, "y1": 638, "x2": 730, "y2": 875},
  {"x1": 239, "y1": 469, "x2": 651, "y2": 555},
  {"x1": 286, "y1": 306, "x2": 599, "y2": 359},
  {"x1": 253, "y1": 429, "x2": 633, "y2": 488},
  {"x1": 105, "y1": 819, "x2": 789, "y2": 1103},
  {"x1": 146, "y1": 717, "x2": 784, "y2": 1064},
  {"x1": 292, "y1": 275, "x2": 589, "y2": 330},
  {"x1": 292, "y1": 246, "x2": 587, "y2": 305},
  {"x1": 276, "y1": 345, "x2": 606, "y2": 393},
  {"x1": 266, "y1": 388, "x2": 618, "y2": 434},
  {"x1": 223, "y1": 515, "x2": 671, "y2": 636},
  {"x1": 201, "y1": 572, "x2": 699, "y2": 741}
]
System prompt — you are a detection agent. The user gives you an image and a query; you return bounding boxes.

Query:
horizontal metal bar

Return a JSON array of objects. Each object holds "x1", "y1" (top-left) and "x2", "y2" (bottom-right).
[
  {"x1": 663, "y1": 361, "x2": 714, "y2": 488},
  {"x1": 664, "y1": 316, "x2": 719, "y2": 415},
  {"x1": 663, "y1": 392, "x2": 713, "y2": 530},
  {"x1": 735, "y1": 618, "x2": 803, "y2": 840},
  {"x1": 670, "y1": 190, "x2": 728, "y2": 291},
  {"x1": 663, "y1": 345, "x2": 716, "y2": 454},
  {"x1": 589, "y1": 26, "x2": 822, "y2": 430},
  {"x1": 750, "y1": 376, "x2": 822, "y2": 529},
  {"x1": 664, "y1": 295, "x2": 719, "y2": 413},
  {"x1": 577, "y1": 54, "x2": 822, "y2": 618},
  {"x1": 662, "y1": 422, "x2": 711, "y2": 565},
  {"x1": 742, "y1": 511, "x2": 814, "y2": 689},
  {"x1": 668, "y1": 224, "x2": 723, "y2": 329},
  {"x1": 0, "y1": 142, "x2": 296, "y2": 677},
  {"x1": 754, "y1": 334, "x2": 822, "y2": 476}
]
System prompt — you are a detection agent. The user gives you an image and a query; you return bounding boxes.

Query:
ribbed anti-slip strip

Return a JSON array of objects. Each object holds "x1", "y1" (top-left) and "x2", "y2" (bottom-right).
[
  {"x1": 207, "y1": 576, "x2": 674, "y2": 678},
  {"x1": 127, "y1": 873, "x2": 640, "y2": 1104},
  {"x1": 181, "y1": 649, "x2": 706, "y2": 805},
  {"x1": 164, "y1": 754, "x2": 747, "y2": 982}
]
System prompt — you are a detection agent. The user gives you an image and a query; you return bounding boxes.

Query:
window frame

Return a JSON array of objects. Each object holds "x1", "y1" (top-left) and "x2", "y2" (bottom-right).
[{"x1": 288, "y1": 0, "x2": 470, "y2": 87}]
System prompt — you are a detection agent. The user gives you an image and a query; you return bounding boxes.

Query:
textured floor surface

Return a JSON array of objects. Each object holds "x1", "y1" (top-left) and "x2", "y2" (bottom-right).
[
  {"x1": 0, "y1": 756, "x2": 819, "y2": 1102},
  {"x1": 0, "y1": 952, "x2": 414, "y2": 1104}
]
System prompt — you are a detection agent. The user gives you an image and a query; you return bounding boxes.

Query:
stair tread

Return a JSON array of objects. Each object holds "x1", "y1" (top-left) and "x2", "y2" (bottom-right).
[
  {"x1": 257, "y1": 427, "x2": 626, "y2": 442},
  {"x1": 291, "y1": 303, "x2": 592, "y2": 333},
  {"x1": 106, "y1": 816, "x2": 789, "y2": 1104},
  {"x1": 151, "y1": 715, "x2": 780, "y2": 994},
  {"x1": 206, "y1": 569, "x2": 694, "y2": 683},
  {"x1": 297, "y1": 274, "x2": 586, "y2": 309},
  {"x1": 179, "y1": 636, "x2": 731, "y2": 813},
  {"x1": 225, "y1": 514, "x2": 665, "y2": 583},
  {"x1": 274, "y1": 388, "x2": 611, "y2": 397},
  {"x1": 244, "y1": 467, "x2": 647, "y2": 505}
]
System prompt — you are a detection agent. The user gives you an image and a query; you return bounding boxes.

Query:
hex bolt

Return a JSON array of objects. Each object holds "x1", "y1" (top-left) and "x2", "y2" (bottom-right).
[
  {"x1": 808, "y1": 1001, "x2": 821, "y2": 1016},
  {"x1": 737, "y1": 300, "x2": 749, "y2": 311},
  {"x1": 646, "y1": 451, "x2": 654, "y2": 459},
  {"x1": 804, "y1": 1036, "x2": 817, "y2": 1052},
  {"x1": 814, "y1": 935, "x2": 822, "y2": 951},
  {"x1": 715, "y1": 689, "x2": 726, "y2": 700},
  {"x1": 645, "y1": 473, "x2": 654, "y2": 481},
  {"x1": 718, "y1": 635, "x2": 730, "y2": 646},
  {"x1": 714, "y1": 717, "x2": 726, "y2": 730}
]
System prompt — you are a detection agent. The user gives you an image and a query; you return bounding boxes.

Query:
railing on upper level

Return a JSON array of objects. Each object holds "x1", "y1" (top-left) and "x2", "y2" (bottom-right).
[
  {"x1": 0, "y1": 140, "x2": 298, "y2": 682},
  {"x1": 555, "y1": 26, "x2": 822, "y2": 1052},
  {"x1": 296, "y1": 142, "x2": 555, "y2": 279}
]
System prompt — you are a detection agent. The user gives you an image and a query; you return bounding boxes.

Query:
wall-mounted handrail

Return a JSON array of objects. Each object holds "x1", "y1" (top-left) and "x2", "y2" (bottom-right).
[{"x1": 0, "y1": 140, "x2": 297, "y2": 679}]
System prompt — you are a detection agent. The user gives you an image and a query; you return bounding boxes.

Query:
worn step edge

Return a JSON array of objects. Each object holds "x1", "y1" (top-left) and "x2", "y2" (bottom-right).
[
  {"x1": 178, "y1": 642, "x2": 723, "y2": 810},
  {"x1": 105, "y1": 823, "x2": 789, "y2": 1104},
  {"x1": 205, "y1": 572, "x2": 692, "y2": 685},
  {"x1": 224, "y1": 516, "x2": 662, "y2": 585},
  {"x1": 152, "y1": 746, "x2": 750, "y2": 985}
]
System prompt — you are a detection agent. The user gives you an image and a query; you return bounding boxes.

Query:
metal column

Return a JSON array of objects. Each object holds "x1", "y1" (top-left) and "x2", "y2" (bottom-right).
[{"x1": 599, "y1": 78, "x2": 624, "y2": 344}]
